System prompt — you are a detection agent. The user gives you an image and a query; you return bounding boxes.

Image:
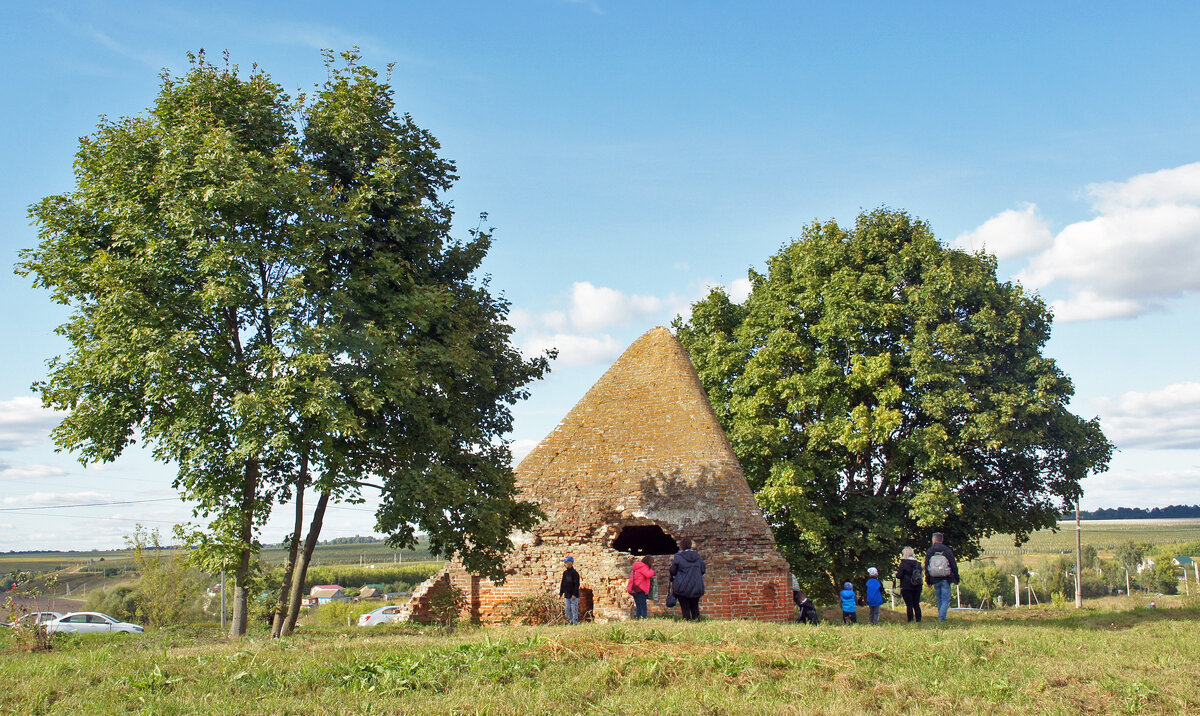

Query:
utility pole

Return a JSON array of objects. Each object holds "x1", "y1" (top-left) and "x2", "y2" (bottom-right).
[
  {"x1": 1011, "y1": 575, "x2": 1021, "y2": 607},
  {"x1": 1075, "y1": 503, "x2": 1083, "y2": 608},
  {"x1": 1125, "y1": 568, "x2": 1131, "y2": 597},
  {"x1": 220, "y1": 564, "x2": 226, "y2": 631}
]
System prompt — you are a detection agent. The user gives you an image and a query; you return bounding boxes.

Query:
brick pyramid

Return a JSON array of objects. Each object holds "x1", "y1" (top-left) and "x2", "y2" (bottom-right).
[{"x1": 406, "y1": 326, "x2": 793, "y2": 623}]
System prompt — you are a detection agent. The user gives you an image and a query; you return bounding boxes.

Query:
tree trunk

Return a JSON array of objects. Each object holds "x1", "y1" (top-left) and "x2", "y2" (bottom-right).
[
  {"x1": 229, "y1": 459, "x2": 260, "y2": 637},
  {"x1": 280, "y1": 486, "x2": 330, "y2": 637},
  {"x1": 271, "y1": 453, "x2": 308, "y2": 638}
]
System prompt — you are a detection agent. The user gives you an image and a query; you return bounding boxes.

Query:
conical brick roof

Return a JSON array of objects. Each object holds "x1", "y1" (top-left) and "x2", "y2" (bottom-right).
[{"x1": 516, "y1": 326, "x2": 776, "y2": 544}]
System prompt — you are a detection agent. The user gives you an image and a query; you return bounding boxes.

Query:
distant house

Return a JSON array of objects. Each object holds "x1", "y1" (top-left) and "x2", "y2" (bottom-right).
[
  {"x1": 358, "y1": 586, "x2": 382, "y2": 600},
  {"x1": 1138, "y1": 558, "x2": 1155, "y2": 574},
  {"x1": 301, "y1": 585, "x2": 348, "y2": 607},
  {"x1": 1173, "y1": 556, "x2": 1195, "y2": 569}
]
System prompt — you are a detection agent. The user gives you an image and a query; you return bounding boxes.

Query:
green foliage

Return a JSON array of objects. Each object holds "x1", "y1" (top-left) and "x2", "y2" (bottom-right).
[
  {"x1": 3, "y1": 572, "x2": 58, "y2": 652},
  {"x1": 301, "y1": 563, "x2": 441, "y2": 592},
  {"x1": 127, "y1": 526, "x2": 208, "y2": 626},
  {"x1": 83, "y1": 586, "x2": 139, "y2": 622},
  {"x1": 18, "y1": 50, "x2": 552, "y2": 632},
  {"x1": 428, "y1": 583, "x2": 465, "y2": 628},
  {"x1": 1138, "y1": 561, "x2": 1180, "y2": 595},
  {"x1": 958, "y1": 565, "x2": 1006, "y2": 607},
  {"x1": 314, "y1": 600, "x2": 370, "y2": 628},
  {"x1": 675, "y1": 208, "x2": 1113, "y2": 597},
  {"x1": 502, "y1": 594, "x2": 567, "y2": 625},
  {"x1": 1116, "y1": 540, "x2": 1146, "y2": 573}
]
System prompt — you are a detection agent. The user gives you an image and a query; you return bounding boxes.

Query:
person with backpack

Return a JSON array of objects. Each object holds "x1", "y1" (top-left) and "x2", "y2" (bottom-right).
[
  {"x1": 925, "y1": 532, "x2": 960, "y2": 621},
  {"x1": 626, "y1": 556, "x2": 654, "y2": 619},
  {"x1": 669, "y1": 537, "x2": 706, "y2": 620},
  {"x1": 894, "y1": 546, "x2": 923, "y2": 623},
  {"x1": 865, "y1": 567, "x2": 884, "y2": 624},
  {"x1": 839, "y1": 582, "x2": 858, "y2": 624}
]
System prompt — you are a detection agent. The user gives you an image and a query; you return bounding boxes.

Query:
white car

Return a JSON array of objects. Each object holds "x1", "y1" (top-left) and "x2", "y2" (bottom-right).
[
  {"x1": 357, "y1": 605, "x2": 405, "y2": 627},
  {"x1": 45, "y1": 612, "x2": 144, "y2": 634},
  {"x1": 4, "y1": 611, "x2": 62, "y2": 628}
]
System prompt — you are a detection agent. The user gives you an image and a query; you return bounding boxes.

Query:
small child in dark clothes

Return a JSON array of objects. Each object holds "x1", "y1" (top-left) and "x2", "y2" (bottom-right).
[
  {"x1": 839, "y1": 581, "x2": 858, "y2": 624},
  {"x1": 796, "y1": 591, "x2": 820, "y2": 625}
]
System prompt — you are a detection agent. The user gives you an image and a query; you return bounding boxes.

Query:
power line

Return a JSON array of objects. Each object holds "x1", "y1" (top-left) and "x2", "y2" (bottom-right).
[{"x1": 0, "y1": 497, "x2": 178, "y2": 512}]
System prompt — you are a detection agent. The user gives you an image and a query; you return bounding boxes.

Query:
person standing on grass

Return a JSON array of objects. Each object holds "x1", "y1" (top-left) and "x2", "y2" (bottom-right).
[
  {"x1": 894, "y1": 546, "x2": 923, "y2": 623},
  {"x1": 669, "y1": 537, "x2": 706, "y2": 620},
  {"x1": 559, "y1": 555, "x2": 580, "y2": 624},
  {"x1": 796, "y1": 591, "x2": 820, "y2": 624},
  {"x1": 627, "y1": 556, "x2": 654, "y2": 619},
  {"x1": 865, "y1": 567, "x2": 884, "y2": 624},
  {"x1": 839, "y1": 581, "x2": 858, "y2": 624},
  {"x1": 925, "y1": 532, "x2": 960, "y2": 621}
]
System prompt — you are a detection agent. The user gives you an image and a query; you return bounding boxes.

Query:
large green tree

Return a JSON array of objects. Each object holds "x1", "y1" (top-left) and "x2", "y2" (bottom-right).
[
  {"x1": 675, "y1": 208, "x2": 1111, "y2": 597},
  {"x1": 18, "y1": 51, "x2": 550, "y2": 637}
]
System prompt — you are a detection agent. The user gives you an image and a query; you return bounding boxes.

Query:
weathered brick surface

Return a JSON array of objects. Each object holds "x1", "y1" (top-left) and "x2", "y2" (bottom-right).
[{"x1": 405, "y1": 327, "x2": 792, "y2": 623}]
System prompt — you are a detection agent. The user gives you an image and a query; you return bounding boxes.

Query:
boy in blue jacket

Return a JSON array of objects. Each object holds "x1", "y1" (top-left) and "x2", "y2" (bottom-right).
[
  {"x1": 865, "y1": 567, "x2": 884, "y2": 624},
  {"x1": 839, "y1": 581, "x2": 858, "y2": 624}
]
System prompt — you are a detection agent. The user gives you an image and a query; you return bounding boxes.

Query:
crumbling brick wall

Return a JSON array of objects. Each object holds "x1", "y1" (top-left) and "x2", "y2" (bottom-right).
[{"x1": 406, "y1": 327, "x2": 793, "y2": 624}]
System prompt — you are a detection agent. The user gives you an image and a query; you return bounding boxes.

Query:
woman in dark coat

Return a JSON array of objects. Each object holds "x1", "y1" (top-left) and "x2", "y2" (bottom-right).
[
  {"x1": 669, "y1": 537, "x2": 706, "y2": 620},
  {"x1": 894, "y1": 546, "x2": 923, "y2": 623}
]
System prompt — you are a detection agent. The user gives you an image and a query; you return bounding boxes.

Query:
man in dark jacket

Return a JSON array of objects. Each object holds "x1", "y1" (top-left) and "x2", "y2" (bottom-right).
[
  {"x1": 669, "y1": 537, "x2": 706, "y2": 620},
  {"x1": 559, "y1": 556, "x2": 580, "y2": 624},
  {"x1": 925, "y1": 532, "x2": 960, "y2": 621}
]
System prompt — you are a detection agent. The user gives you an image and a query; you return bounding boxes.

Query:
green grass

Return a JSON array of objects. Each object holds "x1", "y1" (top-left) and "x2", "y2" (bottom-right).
[
  {"x1": 2, "y1": 604, "x2": 1198, "y2": 714},
  {"x1": 981, "y1": 518, "x2": 1200, "y2": 556}
]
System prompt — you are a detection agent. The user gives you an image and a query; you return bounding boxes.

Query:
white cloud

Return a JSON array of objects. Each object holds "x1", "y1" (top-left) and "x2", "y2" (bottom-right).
[
  {"x1": 522, "y1": 333, "x2": 622, "y2": 366},
  {"x1": 727, "y1": 277, "x2": 753, "y2": 304},
  {"x1": 1094, "y1": 382, "x2": 1200, "y2": 450},
  {"x1": 569, "y1": 282, "x2": 663, "y2": 332},
  {"x1": 953, "y1": 203, "x2": 1054, "y2": 260},
  {"x1": 1087, "y1": 162, "x2": 1200, "y2": 213},
  {"x1": 1048, "y1": 290, "x2": 1145, "y2": 322},
  {"x1": 1082, "y1": 465, "x2": 1200, "y2": 510},
  {"x1": 976, "y1": 161, "x2": 1200, "y2": 322},
  {"x1": 2, "y1": 491, "x2": 110, "y2": 508},
  {"x1": 0, "y1": 464, "x2": 68, "y2": 481},
  {"x1": 0, "y1": 397, "x2": 63, "y2": 450},
  {"x1": 509, "y1": 439, "x2": 539, "y2": 467}
]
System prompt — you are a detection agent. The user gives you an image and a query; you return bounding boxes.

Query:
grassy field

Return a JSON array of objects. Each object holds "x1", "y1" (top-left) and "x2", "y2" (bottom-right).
[
  {"x1": 980, "y1": 518, "x2": 1200, "y2": 556},
  {"x1": 2, "y1": 600, "x2": 1197, "y2": 714}
]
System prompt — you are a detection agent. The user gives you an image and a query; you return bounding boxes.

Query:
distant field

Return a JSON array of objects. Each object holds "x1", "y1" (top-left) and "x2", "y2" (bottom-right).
[
  {"x1": 1, "y1": 540, "x2": 438, "y2": 596},
  {"x1": 980, "y1": 518, "x2": 1200, "y2": 556}
]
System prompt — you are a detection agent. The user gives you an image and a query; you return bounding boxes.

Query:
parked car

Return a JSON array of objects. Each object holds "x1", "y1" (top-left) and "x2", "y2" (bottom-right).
[
  {"x1": 45, "y1": 612, "x2": 144, "y2": 634},
  {"x1": 357, "y1": 605, "x2": 405, "y2": 627},
  {"x1": 3, "y1": 611, "x2": 62, "y2": 628}
]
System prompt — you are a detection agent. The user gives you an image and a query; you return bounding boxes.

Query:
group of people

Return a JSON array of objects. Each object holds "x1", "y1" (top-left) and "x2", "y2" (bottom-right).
[
  {"x1": 559, "y1": 532, "x2": 960, "y2": 625},
  {"x1": 828, "y1": 532, "x2": 961, "y2": 625},
  {"x1": 558, "y1": 537, "x2": 707, "y2": 623}
]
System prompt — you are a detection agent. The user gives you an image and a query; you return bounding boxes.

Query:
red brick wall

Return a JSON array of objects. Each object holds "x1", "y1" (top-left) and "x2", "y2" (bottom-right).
[{"x1": 404, "y1": 328, "x2": 795, "y2": 624}]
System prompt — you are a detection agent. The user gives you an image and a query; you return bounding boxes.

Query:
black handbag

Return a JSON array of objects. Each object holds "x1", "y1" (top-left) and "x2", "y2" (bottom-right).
[{"x1": 665, "y1": 578, "x2": 677, "y2": 607}]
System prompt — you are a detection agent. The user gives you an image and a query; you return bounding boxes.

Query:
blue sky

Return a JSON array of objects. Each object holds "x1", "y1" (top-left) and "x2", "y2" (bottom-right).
[{"x1": 2, "y1": 2, "x2": 1199, "y2": 549}]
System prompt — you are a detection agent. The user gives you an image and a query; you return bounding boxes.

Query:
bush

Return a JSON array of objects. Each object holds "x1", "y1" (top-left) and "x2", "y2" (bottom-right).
[
  {"x1": 428, "y1": 584, "x2": 465, "y2": 628},
  {"x1": 84, "y1": 585, "x2": 138, "y2": 622},
  {"x1": 503, "y1": 594, "x2": 565, "y2": 625},
  {"x1": 314, "y1": 600, "x2": 371, "y2": 628}
]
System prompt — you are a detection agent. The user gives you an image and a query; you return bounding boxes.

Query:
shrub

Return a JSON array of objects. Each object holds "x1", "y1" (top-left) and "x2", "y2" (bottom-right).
[
  {"x1": 314, "y1": 600, "x2": 372, "y2": 628},
  {"x1": 84, "y1": 585, "x2": 139, "y2": 622},
  {"x1": 503, "y1": 594, "x2": 566, "y2": 626},
  {"x1": 428, "y1": 584, "x2": 465, "y2": 628}
]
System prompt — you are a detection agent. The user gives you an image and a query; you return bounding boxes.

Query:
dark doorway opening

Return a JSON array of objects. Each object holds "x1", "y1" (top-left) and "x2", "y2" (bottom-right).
[{"x1": 612, "y1": 524, "x2": 678, "y2": 555}]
